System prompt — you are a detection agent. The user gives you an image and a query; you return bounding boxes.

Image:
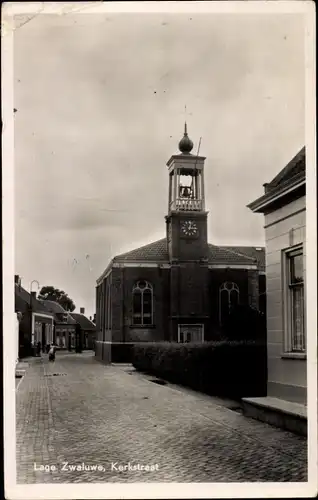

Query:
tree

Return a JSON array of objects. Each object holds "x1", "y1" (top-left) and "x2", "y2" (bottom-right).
[{"x1": 38, "y1": 286, "x2": 76, "y2": 312}]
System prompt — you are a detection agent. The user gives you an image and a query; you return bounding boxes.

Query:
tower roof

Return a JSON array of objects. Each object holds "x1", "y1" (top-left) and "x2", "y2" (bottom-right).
[{"x1": 178, "y1": 122, "x2": 194, "y2": 154}]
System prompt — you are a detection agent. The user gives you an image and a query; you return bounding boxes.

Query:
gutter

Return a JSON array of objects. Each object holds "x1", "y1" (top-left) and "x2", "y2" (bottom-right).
[{"x1": 248, "y1": 176, "x2": 305, "y2": 213}]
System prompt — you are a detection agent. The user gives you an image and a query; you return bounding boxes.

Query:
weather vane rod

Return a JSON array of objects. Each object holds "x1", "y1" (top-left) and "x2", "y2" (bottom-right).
[{"x1": 194, "y1": 137, "x2": 202, "y2": 170}]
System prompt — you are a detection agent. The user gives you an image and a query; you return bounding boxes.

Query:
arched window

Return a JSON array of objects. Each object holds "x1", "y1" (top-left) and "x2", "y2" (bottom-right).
[
  {"x1": 132, "y1": 281, "x2": 153, "y2": 326},
  {"x1": 219, "y1": 282, "x2": 240, "y2": 325}
]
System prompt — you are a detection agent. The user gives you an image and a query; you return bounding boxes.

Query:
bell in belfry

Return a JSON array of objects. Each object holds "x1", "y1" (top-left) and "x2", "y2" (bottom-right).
[{"x1": 180, "y1": 186, "x2": 191, "y2": 198}]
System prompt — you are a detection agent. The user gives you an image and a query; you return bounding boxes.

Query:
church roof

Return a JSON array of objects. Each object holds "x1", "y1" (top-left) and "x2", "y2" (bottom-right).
[
  {"x1": 112, "y1": 238, "x2": 265, "y2": 269},
  {"x1": 209, "y1": 244, "x2": 265, "y2": 268},
  {"x1": 114, "y1": 239, "x2": 168, "y2": 262}
]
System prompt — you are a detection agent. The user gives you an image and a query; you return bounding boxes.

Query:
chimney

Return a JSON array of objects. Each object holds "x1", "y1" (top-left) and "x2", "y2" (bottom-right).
[
  {"x1": 80, "y1": 307, "x2": 85, "y2": 315},
  {"x1": 89, "y1": 316, "x2": 92, "y2": 321},
  {"x1": 31, "y1": 291, "x2": 37, "y2": 299},
  {"x1": 263, "y1": 182, "x2": 269, "y2": 193},
  {"x1": 14, "y1": 274, "x2": 20, "y2": 284}
]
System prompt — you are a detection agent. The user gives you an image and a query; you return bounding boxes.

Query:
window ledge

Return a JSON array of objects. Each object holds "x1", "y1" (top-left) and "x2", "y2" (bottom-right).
[
  {"x1": 129, "y1": 325, "x2": 156, "y2": 329},
  {"x1": 281, "y1": 352, "x2": 307, "y2": 360}
]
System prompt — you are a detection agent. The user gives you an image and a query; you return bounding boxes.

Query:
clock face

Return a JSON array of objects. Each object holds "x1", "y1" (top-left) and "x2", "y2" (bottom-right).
[{"x1": 181, "y1": 220, "x2": 198, "y2": 236}]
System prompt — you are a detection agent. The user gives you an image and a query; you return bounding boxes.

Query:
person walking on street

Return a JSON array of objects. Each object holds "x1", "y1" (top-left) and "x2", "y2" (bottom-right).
[
  {"x1": 36, "y1": 341, "x2": 41, "y2": 357},
  {"x1": 48, "y1": 343, "x2": 56, "y2": 362}
]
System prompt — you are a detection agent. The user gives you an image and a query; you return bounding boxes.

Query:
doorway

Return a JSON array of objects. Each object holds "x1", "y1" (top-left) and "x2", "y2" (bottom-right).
[{"x1": 178, "y1": 324, "x2": 204, "y2": 343}]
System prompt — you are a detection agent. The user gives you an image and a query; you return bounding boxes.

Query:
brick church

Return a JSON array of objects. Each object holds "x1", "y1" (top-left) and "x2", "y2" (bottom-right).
[{"x1": 95, "y1": 125, "x2": 265, "y2": 363}]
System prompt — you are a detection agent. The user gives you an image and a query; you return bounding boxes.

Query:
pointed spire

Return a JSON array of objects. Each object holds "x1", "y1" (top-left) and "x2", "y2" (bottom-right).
[{"x1": 178, "y1": 122, "x2": 193, "y2": 154}]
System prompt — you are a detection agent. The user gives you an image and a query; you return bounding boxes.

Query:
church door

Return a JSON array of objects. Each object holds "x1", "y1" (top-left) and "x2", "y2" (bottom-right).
[{"x1": 178, "y1": 324, "x2": 204, "y2": 343}]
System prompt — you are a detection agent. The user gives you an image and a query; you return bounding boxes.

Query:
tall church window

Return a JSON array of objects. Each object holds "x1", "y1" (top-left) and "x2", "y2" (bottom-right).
[
  {"x1": 132, "y1": 281, "x2": 153, "y2": 326},
  {"x1": 219, "y1": 282, "x2": 240, "y2": 325}
]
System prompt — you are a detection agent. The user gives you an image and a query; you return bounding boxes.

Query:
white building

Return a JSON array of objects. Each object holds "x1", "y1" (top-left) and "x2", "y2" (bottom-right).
[{"x1": 244, "y1": 147, "x2": 306, "y2": 435}]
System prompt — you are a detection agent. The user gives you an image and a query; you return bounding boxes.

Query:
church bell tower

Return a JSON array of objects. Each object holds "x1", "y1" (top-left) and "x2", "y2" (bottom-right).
[
  {"x1": 165, "y1": 123, "x2": 209, "y2": 262},
  {"x1": 165, "y1": 124, "x2": 210, "y2": 343}
]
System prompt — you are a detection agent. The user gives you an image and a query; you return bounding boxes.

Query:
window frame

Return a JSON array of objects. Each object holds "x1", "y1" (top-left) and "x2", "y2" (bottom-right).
[
  {"x1": 132, "y1": 280, "x2": 154, "y2": 327},
  {"x1": 282, "y1": 244, "x2": 306, "y2": 354}
]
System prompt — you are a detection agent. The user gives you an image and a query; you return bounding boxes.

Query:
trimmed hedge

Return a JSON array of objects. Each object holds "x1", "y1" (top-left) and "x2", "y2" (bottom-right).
[
  {"x1": 223, "y1": 305, "x2": 266, "y2": 342},
  {"x1": 132, "y1": 341, "x2": 267, "y2": 398}
]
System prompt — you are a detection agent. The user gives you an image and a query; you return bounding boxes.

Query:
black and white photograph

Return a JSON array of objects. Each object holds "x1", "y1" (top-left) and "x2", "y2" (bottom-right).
[{"x1": 2, "y1": 1, "x2": 317, "y2": 499}]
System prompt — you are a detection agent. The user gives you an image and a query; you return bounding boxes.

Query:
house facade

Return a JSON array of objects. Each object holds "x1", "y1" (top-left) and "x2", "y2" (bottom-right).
[
  {"x1": 38, "y1": 299, "x2": 77, "y2": 349},
  {"x1": 95, "y1": 126, "x2": 266, "y2": 363},
  {"x1": 248, "y1": 147, "x2": 306, "y2": 404},
  {"x1": 70, "y1": 308, "x2": 96, "y2": 350},
  {"x1": 15, "y1": 275, "x2": 55, "y2": 357}
]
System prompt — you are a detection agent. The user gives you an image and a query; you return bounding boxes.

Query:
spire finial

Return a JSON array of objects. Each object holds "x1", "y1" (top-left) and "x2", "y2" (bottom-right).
[
  {"x1": 178, "y1": 113, "x2": 193, "y2": 154},
  {"x1": 184, "y1": 105, "x2": 188, "y2": 135},
  {"x1": 184, "y1": 104, "x2": 188, "y2": 136}
]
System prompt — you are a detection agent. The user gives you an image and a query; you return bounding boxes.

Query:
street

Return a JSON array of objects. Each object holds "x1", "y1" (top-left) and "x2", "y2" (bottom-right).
[{"x1": 16, "y1": 352, "x2": 307, "y2": 483}]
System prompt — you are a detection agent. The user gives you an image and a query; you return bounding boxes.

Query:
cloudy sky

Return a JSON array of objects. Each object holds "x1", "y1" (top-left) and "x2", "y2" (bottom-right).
[{"x1": 13, "y1": 7, "x2": 305, "y2": 317}]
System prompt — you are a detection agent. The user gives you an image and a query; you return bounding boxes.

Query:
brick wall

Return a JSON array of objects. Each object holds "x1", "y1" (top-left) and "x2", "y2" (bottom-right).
[
  {"x1": 169, "y1": 263, "x2": 210, "y2": 340},
  {"x1": 95, "y1": 281, "x2": 106, "y2": 361},
  {"x1": 111, "y1": 267, "x2": 124, "y2": 342},
  {"x1": 95, "y1": 259, "x2": 262, "y2": 362},
  {"x1": 259, "y1": 274, "x2": 266, "y2": 315},
  {"x1": 101, "y1": 273, "x2": 112, "y2": 343},
  {"x1": 208, "y1": 269, "x2": 249, "y2": 327},
  {"x1": 121, "y1": 266, "x2": 169, "y2": 342},
  {"x1": 95, "y1": 285, "x2": 101, "y2": 342},
  {"x1": 179, "y1": 263, "x2": 210, "y2": 317},
  {"x1": 247, "y1": 269, "x2": 260, "y2": 309}
]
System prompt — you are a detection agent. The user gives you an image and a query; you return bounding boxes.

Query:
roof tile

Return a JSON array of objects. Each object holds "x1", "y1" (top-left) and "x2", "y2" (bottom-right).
[
  {"x1": 15, "y1": 284, "x2": 55, "y2": 316},
  {"x1": 267, "y1": 147, "x2": 305, "y2": 192},
  {"x1": 39, "y1": 300, "x2": 77, "y2": 324},
  {"x1": 70, "y1": 313, "x2": 96, "y2": 330},
  {"x1": 114, "y1": 239, "x2": 168, "y2": 262},
  {"x1": 110, "y1": 238, "x2": 265, "y2": 270}
]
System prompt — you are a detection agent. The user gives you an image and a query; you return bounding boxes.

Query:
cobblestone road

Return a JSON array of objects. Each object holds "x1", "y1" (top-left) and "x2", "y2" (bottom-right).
[{"x1": 16, "y1": 352, "x2": 307, "y2": 483}]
